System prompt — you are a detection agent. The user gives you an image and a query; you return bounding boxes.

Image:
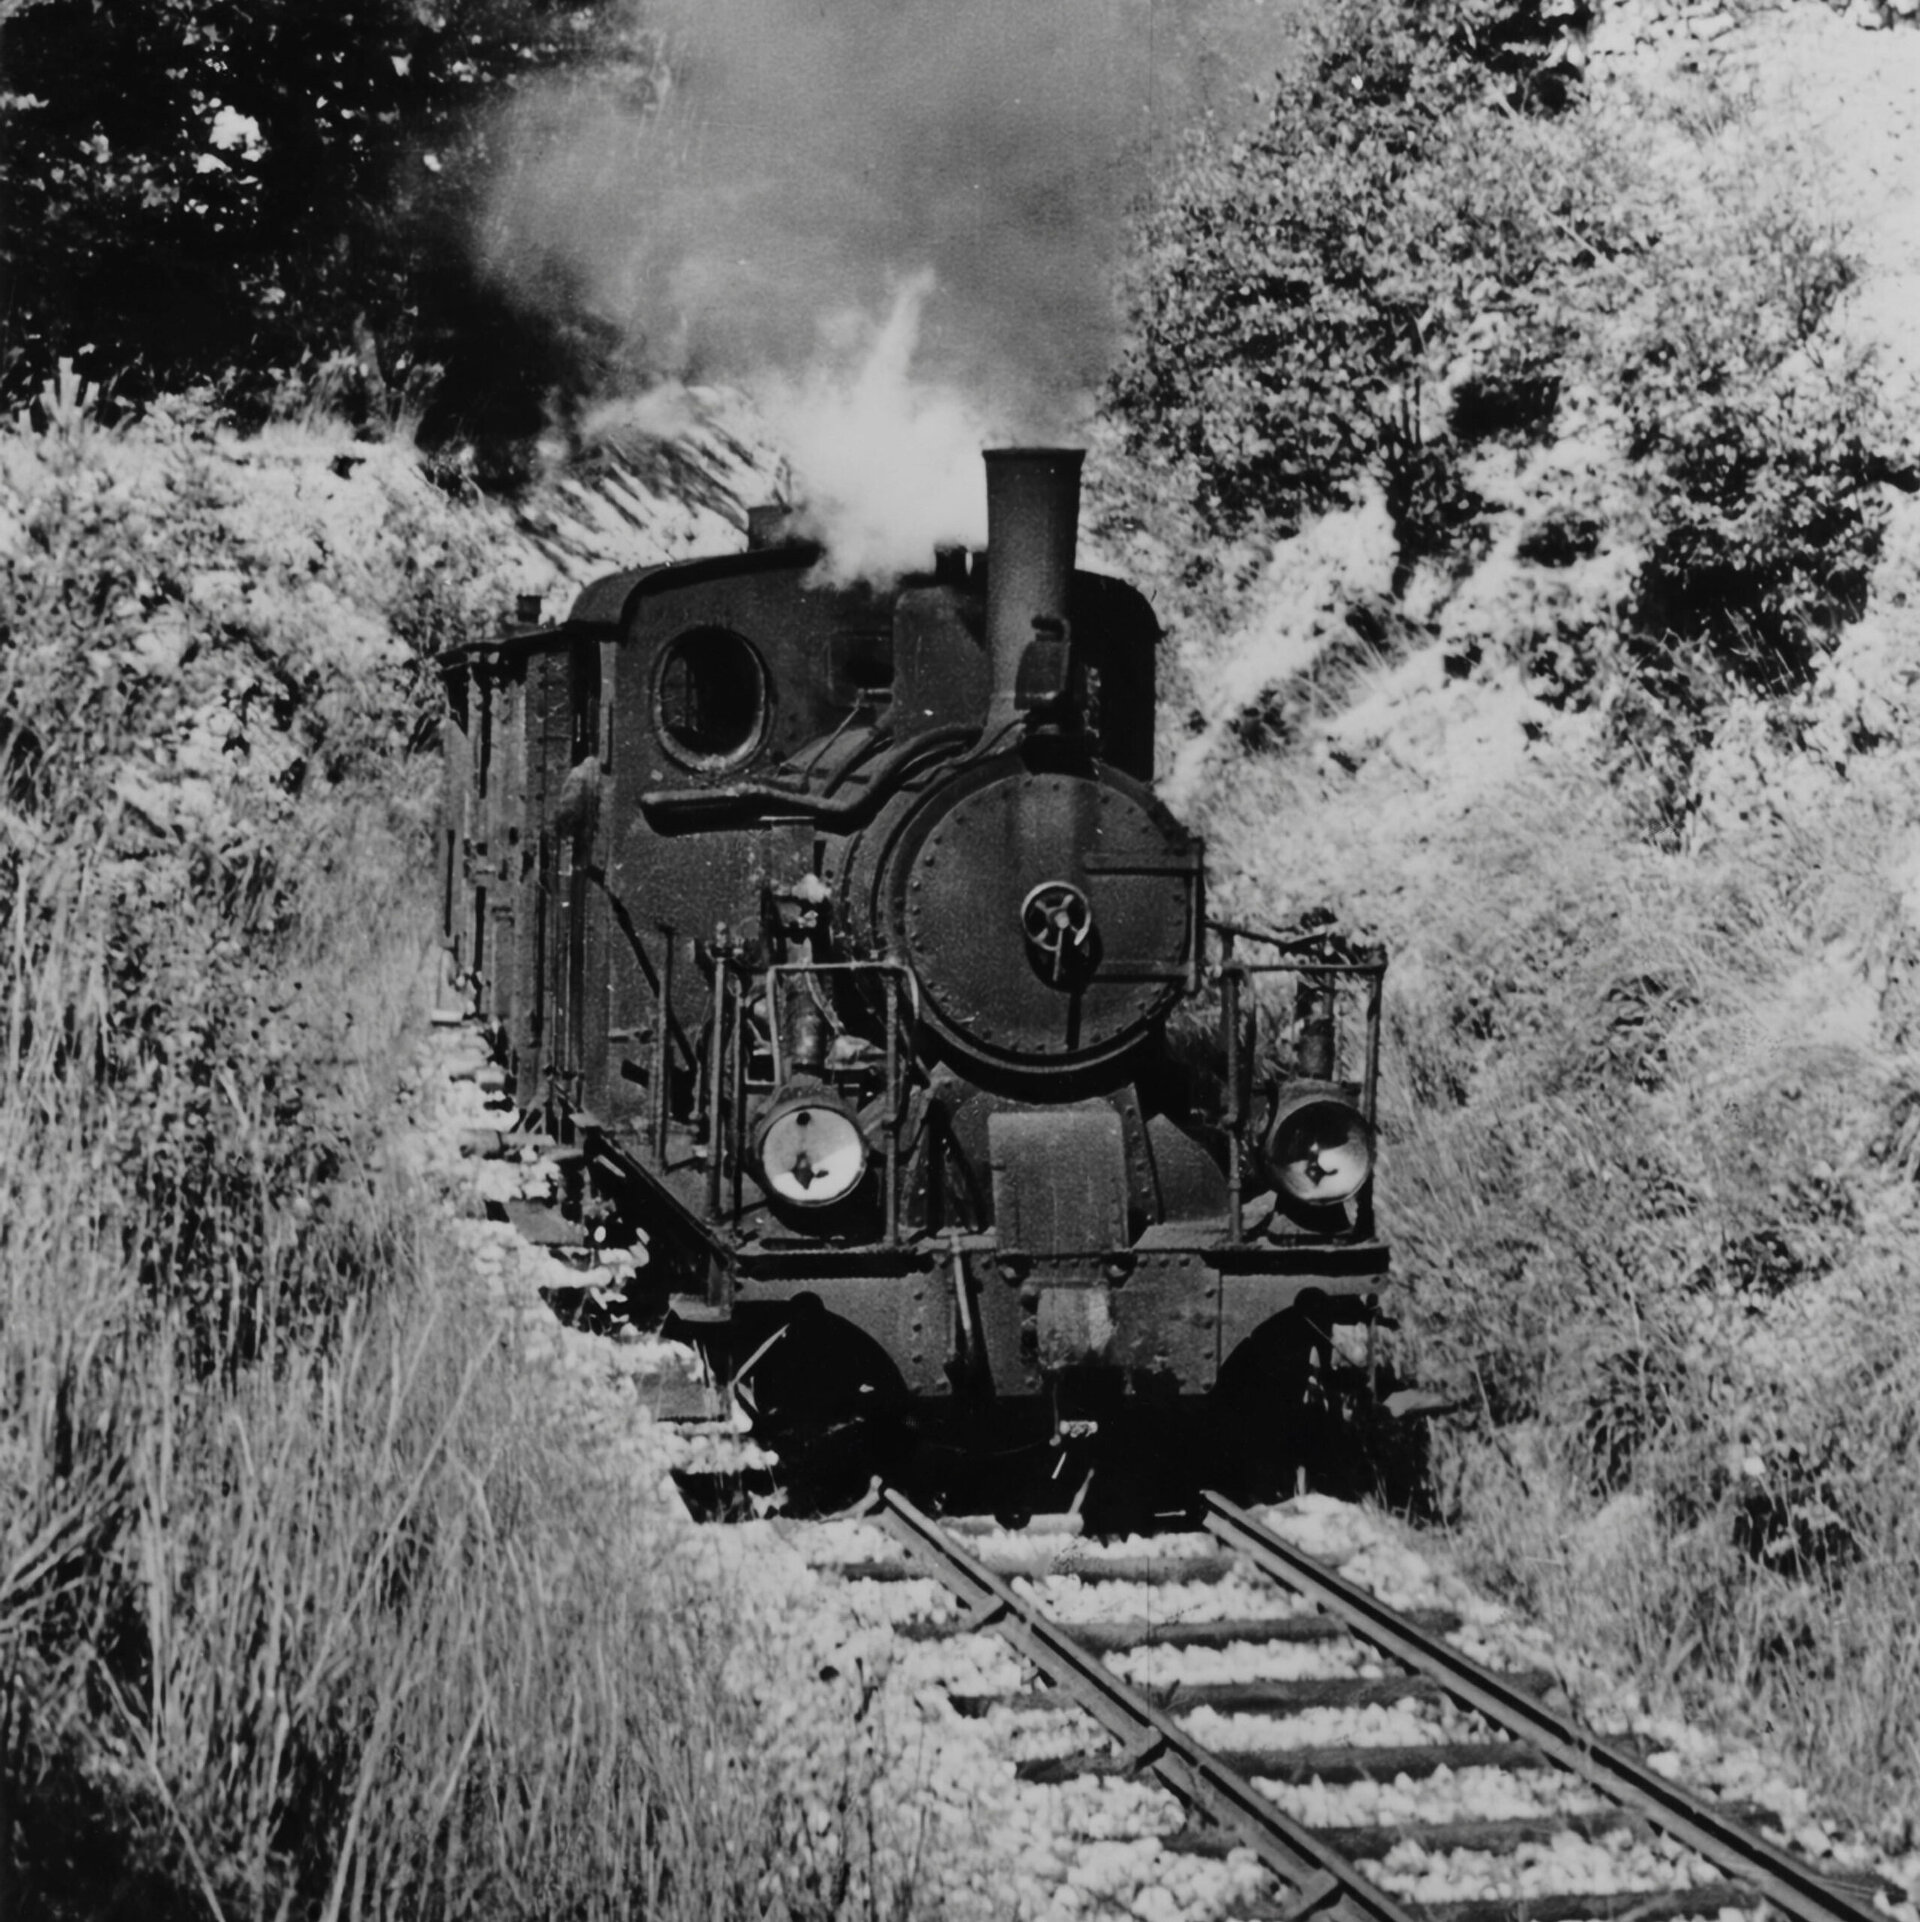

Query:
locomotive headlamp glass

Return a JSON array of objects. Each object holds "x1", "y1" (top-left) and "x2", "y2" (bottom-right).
[
  {"x1": 756, "y1": 1095, "x2": 868, "y2": 1208},
  {"x1": 1264, "y1": 1094, "x2": 1374, "y2": 1207}
]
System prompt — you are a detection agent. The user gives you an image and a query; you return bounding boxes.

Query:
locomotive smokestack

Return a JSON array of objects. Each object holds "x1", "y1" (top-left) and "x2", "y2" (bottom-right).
[
  {"x1": 746, "y1": 503, "x2": 793, "y2": 550},
  {"x1": 984, "y1": 447, "x2": 1083, "y2": 723}
]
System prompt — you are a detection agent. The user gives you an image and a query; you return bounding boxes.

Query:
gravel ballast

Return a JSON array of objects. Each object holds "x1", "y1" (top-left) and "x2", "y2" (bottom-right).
[{"x1": 406, "y1": 1018, "x2": 1920, "y2": 1920}]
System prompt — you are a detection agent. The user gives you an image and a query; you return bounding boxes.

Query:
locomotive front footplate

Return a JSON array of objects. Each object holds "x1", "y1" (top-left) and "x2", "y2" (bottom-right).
[{"x1": 665, "y1": 1234, "x2": 1388, "y2": 1405}]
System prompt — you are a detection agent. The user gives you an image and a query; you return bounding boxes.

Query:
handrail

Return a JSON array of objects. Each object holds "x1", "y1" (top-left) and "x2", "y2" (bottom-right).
[
  {"x1": 705, "y1": 935, "x2": 733, "y2": 1219},
  {"x1": 1211, "y1": 920, "x2": 1390, "y2": 1243},
  {"x1": 652, "y1": 923, "x2": 675, "y2": 1161},
  {"x1": 763, "y1": 960, "x2": 921, "y2": 1244},
  {"x1": 1208, "y1": 915, "x2": 1387, "y2": 971},
  {"x1": 762, "y1": 960, "x2": 922, "y2": 1082}
]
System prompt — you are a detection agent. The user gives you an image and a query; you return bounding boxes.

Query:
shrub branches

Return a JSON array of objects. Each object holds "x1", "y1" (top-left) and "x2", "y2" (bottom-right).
[
  {"x1": 1107, "y1": 0, "x2": 1885, "y2": 699},
  {"x1": 0, "y1": 373, "x2": 494, "y2": 1352}
]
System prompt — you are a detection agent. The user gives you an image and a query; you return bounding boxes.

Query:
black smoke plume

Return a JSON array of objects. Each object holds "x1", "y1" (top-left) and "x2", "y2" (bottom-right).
[{"x1": 483, "y1": 0, "x2": 1302, "y2": 573}]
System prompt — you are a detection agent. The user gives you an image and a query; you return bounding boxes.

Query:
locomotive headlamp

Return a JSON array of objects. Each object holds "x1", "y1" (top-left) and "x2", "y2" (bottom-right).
[
  {"x1": 753, "y1": 1088, "x2": 869, "y2": 1208},
  {"x1": 1263, "y1": 1090, "x2": 1374, "y2": 1208}
]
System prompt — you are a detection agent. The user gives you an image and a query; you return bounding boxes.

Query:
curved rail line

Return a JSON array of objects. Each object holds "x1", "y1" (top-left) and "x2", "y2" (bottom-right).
[
  {"x1": 444, "y1": 1063, "x2": 1897, "y2": 1922},
  {"x1": 867, "y1": 1483, "x2": 1896, "y2": 1922},
  {"x1": 871, "y1": 1483, "x2": 1407, "y2": 1922},
  {"x1": 1198, "y1": 1491, "x2": 1888, "y2": 1922}
]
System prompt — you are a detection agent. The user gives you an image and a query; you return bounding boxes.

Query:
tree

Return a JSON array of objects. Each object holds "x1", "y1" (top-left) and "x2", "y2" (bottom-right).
[
  {"x1": 0, "y1": 0, "x2": 664, "y2": 435},
  {"x1": 1105, "y1": 0, "x2": 1881, "y2": 688},
  {"x1": 1107, "y1": 1, "x2": 1584, "y2": 580}
]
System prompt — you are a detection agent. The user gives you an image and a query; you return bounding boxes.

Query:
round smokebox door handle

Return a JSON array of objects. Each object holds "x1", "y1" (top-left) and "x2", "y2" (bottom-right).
[{"x1": 1020, "y1": 880, "x2": 1093, "y2": 984}]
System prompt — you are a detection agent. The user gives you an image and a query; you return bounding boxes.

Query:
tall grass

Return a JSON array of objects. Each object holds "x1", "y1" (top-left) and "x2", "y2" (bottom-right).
[
  {"x1": 1200, "y1": 737, "x2": 1920, "y2": 1833},
  {"x1": 4, "y1": 904, "x2": 925, "y2": 1915},
  {"x1": 1, "y1": 381, "x2": 933, "y2": 1916}
]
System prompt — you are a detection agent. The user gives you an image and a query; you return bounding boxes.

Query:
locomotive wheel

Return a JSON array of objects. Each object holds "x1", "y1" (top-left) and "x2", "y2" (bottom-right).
[
  {"x1": 731, "y1": 1299, "x2": 914, "y2": 1512},
  {"x1": 1211, "y1": 1307, "x2": 1343, "y2": 1504}
]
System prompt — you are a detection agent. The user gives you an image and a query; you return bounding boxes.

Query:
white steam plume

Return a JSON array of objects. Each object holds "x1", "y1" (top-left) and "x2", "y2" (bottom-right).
[{"x1": 764, "y1": 272, "x2": 997, "y2": 584}]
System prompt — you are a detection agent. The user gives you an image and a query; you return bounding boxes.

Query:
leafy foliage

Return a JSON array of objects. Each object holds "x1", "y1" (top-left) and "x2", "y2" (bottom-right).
[
  {"x1": 1106, "y1": 0, "x2": 1884, "y2": 697},
  {"x1": 1108, "y1": 2, "x2": 1599, "y2": 555},
  {"x1": 1109, "y1": 5, "x2": 1470, "y2": 556},
  {"x1": 1445, "y1": 0, "x2": 1594, "y2": 110},
  {"x1": 0, "y1": 370, "x2": 508, "y2": 1352},
  {"x1": 0, "y1": 0, "x2": 666, "y2": 436},
  {"x1": 1593, "y1": 192, "x2": 1877, "y2": 685}
]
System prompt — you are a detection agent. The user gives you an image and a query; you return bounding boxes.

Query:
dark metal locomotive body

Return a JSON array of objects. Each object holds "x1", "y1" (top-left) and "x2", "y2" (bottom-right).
[{"x1": 439, "y1": 449, "x2": 1388, "y2": 1474}]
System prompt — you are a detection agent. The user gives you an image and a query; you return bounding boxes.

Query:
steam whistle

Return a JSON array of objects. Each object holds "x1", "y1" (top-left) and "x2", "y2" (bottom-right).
[{"x1": 1296, "y1": 975, "x2": 1336, "y2": 1080}]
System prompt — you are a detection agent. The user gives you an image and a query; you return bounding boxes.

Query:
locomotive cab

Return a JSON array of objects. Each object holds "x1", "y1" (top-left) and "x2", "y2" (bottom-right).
[{"x1": 441, "y1": 447, "x2": 1390, "y2": 1495}]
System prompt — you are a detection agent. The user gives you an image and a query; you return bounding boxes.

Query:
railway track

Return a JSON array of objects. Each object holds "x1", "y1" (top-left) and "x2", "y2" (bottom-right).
[
  {"x1": 801, "y1": 1486, "x2": 1902, "y2": 1922},
  {"x1": 441, "y1": 1027, "x2": 1907, "y2": 1920}
]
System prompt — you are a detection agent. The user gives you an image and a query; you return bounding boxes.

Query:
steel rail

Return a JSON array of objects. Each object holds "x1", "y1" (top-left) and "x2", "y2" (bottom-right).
[
  {"x1": 1202, "y1": 1491, "x2": 1883, "y2": 1922},
  {"x1": 870, "y1": 1484, "x2": 1414, "y2": 1922}
]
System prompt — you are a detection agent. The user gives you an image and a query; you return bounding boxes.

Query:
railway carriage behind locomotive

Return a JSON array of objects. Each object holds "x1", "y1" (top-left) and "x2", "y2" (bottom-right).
[{"x1": 439, "y1": 448, "x2": 1390, "y2": 1482}]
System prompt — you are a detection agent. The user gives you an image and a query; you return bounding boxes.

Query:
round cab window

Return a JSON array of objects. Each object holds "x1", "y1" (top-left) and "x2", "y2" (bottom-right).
[{"x1": 652, "y1": 628, "x2": 770, "y2": 770}]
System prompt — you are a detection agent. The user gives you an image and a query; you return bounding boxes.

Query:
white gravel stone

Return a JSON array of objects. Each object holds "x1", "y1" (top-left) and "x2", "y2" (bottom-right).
[
  {"x1": 987, "y1": 1705, "x2": 1109, "y2": 1761},
  {"x1": 1367, "y1": 1829, "x2": 1709, "y2": 1902},
  {"x1": 1107, "y1": 1638, "x2": 1374, "y2": 1688},
  {"x1": 1270, "y1": 1768, "x2": 1611, "y2": 1831},
  {"x1": 1181, "y1": 1697, "x2": 1495, "y2": 1751},
  {"x1": 1018, "y1": 1570, "x2": 1315, "y2": 1625},
  {"x1": 1022, "y1": 1776, "x2": 1186, "y2": 1840}
]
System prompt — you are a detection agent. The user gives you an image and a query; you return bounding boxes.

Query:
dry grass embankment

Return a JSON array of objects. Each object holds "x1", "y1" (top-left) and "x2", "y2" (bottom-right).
[
  {"x1": 0, "y1": 377, "x2": 934, "y2": 1918},
  {"x1": 1173, "y1": 496, "x2": 1920, "y2": 1838}
]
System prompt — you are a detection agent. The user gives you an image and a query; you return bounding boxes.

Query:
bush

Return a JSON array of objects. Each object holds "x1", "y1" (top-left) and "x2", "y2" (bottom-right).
[
  {"x1": 0, "y1": 374, "x2": 504, "y2": 1354},
  {"x1": 1107, "y1": 0, "x2": 1627, "y2": 555},
  {"x1": 1105, "y1": 0, "x2": 1885, "y2": 713},
  {"x1": 1372, "y1": 758, "x2": 1920, "y2": 1825},
  {"x1": 1108, "y1": 2, "x2": 1481, "y2": 560}
]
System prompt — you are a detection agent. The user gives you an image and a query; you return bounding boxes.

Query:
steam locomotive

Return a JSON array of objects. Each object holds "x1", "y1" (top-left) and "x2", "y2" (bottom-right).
[{"x1": 439, "y1": 449, "x2": 1390, "y2": 1496}]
